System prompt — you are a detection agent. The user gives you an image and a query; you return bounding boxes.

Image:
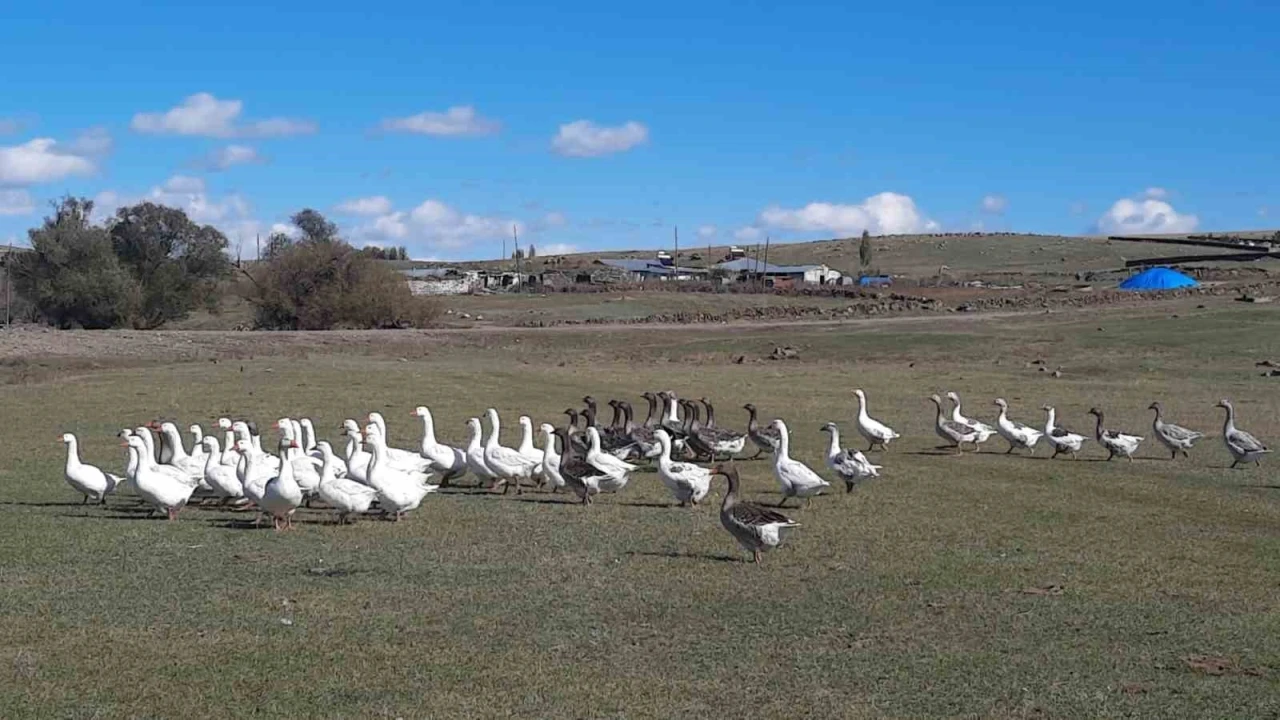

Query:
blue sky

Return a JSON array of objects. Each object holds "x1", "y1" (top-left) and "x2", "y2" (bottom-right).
[{"x1": 1, "y1": 0, "x2": 1276, "y2": 260}]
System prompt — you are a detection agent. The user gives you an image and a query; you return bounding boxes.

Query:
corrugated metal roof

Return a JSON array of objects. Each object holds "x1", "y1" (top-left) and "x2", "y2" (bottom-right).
[
  {"x1": 599, "y1": 258, "x2": 670, "y2": 273},
  {"x1": 716, "y1": 258, "x2": 827, "y2": 274}
]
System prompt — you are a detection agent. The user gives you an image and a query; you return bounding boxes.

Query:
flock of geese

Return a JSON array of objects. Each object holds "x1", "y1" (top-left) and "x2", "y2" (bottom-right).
[{"x1": 57, "y1": 390, "x2": 1270, "y2": 564}]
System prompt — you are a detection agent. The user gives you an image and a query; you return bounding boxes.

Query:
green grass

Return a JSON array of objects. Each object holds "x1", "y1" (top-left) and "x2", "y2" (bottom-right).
[{"x1": 2, "y1": 298, "x2": 1279, "y2": 718}]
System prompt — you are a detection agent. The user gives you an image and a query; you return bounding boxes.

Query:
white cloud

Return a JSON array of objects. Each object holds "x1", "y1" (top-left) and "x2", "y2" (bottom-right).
[
  {"x1": 245, "y1": 118, "x2": 317, "y2": 138},
  {"x1": 206, "y1": 144, "x2": 262, "y2": 170},
  {"x1": 980, "y1": 194, "x2": 1008, "y2": 214},
  {"x1": 336, "y1": 195, "x2": 393, "y2": 216},
  {"x1": 0, "y1": 189, "x2": 35, "y2": 216},
  {"x1": 380, "y1": 106, "x2": 500, "y2": 137},
  {"x1": 551, "y1": 120, "x2": 648, "y2": 158},
  {"x1": 541, "y1": 211, "x2": 567, "y2": 228},
  {"x1": 1097, "y1": 197, "x2": 1198, "y2": 235},
  {"x1": 1142, "y1": 187, "x2": 1168, "y2": 200},
  {"x1": 758, "y1": 192, "x2": 938, "y2": 236},
  {"x1": 93, "y1": 175, "x2": 256, "y2": 244},
  {"x1": 0, "y1": 118, "x2": 20, "y2": 135},
  {"x1": 131, "y1": 92, "x2": 316, "y2": 138},
  {"x1": 67, "y1": 127, "x2": 113, "y2": 157},
  {"x1": 358, "y1": 199, "x2": 521, "y2": 251},
  {"x1": 537, "y1": 242, "x2": 579, "y2": 256},
  {"x1": 0, "y1": 137, "x2": 97, "y2": 184},
  {"x1": 697, "y1": 224, "x2": 717, "y2": 239},
  {"x1": 734, "y1": 226, "x2": 763, "y2": 242}
]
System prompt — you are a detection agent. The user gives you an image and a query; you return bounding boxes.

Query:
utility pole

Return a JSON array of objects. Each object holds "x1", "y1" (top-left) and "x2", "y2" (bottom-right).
[
  {"x1": 255, "y1": 234, "x2": 261, "y2": 261},
  {"x1": 673, "y1": 226, "x2": 679, "y2": 281},
  {"x1": 4, "y1": 237, "x2": 11, "y2": 327},
  {"x1": 513, "y1": 225, "x2": 520, "y2": 292},
  {"x1": 762, "y1": 235, "x2": 771, "y2": 290}
]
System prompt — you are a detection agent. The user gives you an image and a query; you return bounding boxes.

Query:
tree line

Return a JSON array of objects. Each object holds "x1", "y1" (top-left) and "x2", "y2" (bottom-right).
[{"x1": 10, "y1": 198, "x2": 437, "y2": 330}]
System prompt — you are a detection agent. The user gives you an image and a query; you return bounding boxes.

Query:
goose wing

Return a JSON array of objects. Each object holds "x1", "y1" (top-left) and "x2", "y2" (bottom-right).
[
  {"x1": 730, "y1": 501, "x2": 797, "y2": 528},
  {"x1": 1229, "y1": 428, "x2": 1268, "y2": 453}
]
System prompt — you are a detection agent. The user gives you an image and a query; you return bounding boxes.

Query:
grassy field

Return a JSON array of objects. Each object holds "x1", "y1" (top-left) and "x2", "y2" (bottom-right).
[{"x1": 3, "y1": 296, "x2": 1279, "y2": 718}]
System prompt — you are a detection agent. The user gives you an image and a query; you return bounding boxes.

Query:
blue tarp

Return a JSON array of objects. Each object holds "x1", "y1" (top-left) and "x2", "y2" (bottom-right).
[{"x1": 1118, "y1": 267, "x2": 1198, "y2": 291}]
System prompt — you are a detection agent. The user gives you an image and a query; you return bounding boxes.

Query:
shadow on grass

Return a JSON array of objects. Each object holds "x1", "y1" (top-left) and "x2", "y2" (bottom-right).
[
  {"x1": 509, "y1": 496, "x2": 581, "y2": 505},
  {"x1": 621, "y1": 501, "x2": 683, "y2": 509},
  {"x1": 54, "y1": 512, "x2": 160, "y2": 522},
  {"x1": 627, "y1": 550, "x2": 742, "y2": 564},
  {"x1": 0, "y1": 500, "x2": 107, "y2": 508}
]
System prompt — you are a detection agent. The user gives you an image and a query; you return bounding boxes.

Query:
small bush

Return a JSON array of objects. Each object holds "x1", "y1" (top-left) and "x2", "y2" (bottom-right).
[{"x1": 246, "y1": 210, "x2": 440, "y2": 330}]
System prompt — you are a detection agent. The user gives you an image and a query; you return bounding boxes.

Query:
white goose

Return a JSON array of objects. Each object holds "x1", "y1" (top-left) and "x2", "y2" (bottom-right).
[
  {"x1": 123, "y1": 434, "x2": 197, "y2": 520},
  {"x1": 231, "y1": 428, "x2": 276, "y2": 501},
  {"x1": 1216, "y1": 399, "x2": 1270, "y2": 468},
  {"x1": 585, "y1": 426, "x2": 636, "y2": 493},
  {"x1": 481, "y1": 409, "x2": 541, "y2": 495},
  {"x1": 538, "y1": 423, "x2": 567, "y2": 492},
  {"x1": 315, "y1": 441, "x2": 379, "y2": 524},
  {"x1": 412, "y1": 406, "x2": 468, "y2": 484},
  {"x1": 464, "y1": 417, "x2": 498, "y2": 488},
  {"x1": 653, "y1": 429, "x2": 712, "y2": 506},
  {"x1": 819, "y1": 422, "x2": 880, "y2": 492},
  {"x1": 516, "y1": 415, "x2": 546, "y2": 480},
  {"x1": 259, "y1": 441, "x2": 304, "y2": 531},
  {"x1": 1088, "y1": 408, "x2": 1143, "y2": 461},
  {"x1": 853, "y1": 389, "x2": 900, "y2": 451},
  {"x1": 771, "y1": 419, "x2": 830, "y2": 507},
  {"x1": 1042, "y1": 405, "x2": 1087, "y2": 460},
  {"x1": 187, "y1": 424, "x2": 208, "y2": 465},
  {"x1": 367, "y1": 411, "x2": 433, "y2": 473},
  {"x1": 133, "y1": 425, "x2": 204, "y2": 488},
  {"x1": 232, "y1": 421, "x2": 281, "y2": 472},
  {"x1": 341, "y1": 419, "x2": 373, "y2": 484},
  {"x1": 993, "y1": 399, "x2": 1042, "y2": 454},
  {"x1": 216, "y1": 418, "x2": 239, "y2": 467},
  {"x1": 151, "y1": 421, "x2": 207, "y2": 486},
  {"x1": 60, "y1": 432, "x2": 124, "y2": 504},
  {"x1": 365, "y1": 423, "x2": 437, "y2": 520},
  {"x1": 946, "y1": 391, "x2": 996, "y2": 446},
  {"x1": 275, "y1": 419, "x2": 322, "y2": 500},
  {"x1": 200, "y1": 436, "x2": 244, "y2": 502}
]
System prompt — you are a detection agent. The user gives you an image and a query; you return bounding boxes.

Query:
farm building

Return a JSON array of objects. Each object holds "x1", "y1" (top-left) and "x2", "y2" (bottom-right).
[
  {"x1": 401, "y1": 267, "x2": 483, "y2": 295},
  {"x1": 597, "y1": 259, "x2": 709, "y2": 282},
  {"x1": 715, "y1": 258, "x2": 844, "y2": 285}
]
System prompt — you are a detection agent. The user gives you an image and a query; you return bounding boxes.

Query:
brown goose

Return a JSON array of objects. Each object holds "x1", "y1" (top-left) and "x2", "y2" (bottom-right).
[
  {"x1": 551, "y1": 427, "x2": 605, "y2": 504},
  {"x1": 742, "y1": 403, "x2": 781, "y2": 459},
  {"x1": 618, "y1": 401, "x2": 661, "y2": 459},
  {"x1": 711, "y1": 463, "x2": 800, "y2": 564},
  {"x1": 679, "y1": 399, "x2": 719, "y2": 461}
]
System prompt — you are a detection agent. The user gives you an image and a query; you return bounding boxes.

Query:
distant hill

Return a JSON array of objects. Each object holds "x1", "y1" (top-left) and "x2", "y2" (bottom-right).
[{"x1": 389, "y1": 232, "x2": 1238, "y2": 281}]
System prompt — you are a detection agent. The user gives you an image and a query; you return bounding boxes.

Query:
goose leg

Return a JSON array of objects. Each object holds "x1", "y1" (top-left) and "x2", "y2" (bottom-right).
[
  {"x1": 1230, "y1": 459, "x2": 1240, "y2": 469},
  {"x1": 82, "y1": 495, "x2": 89, "y2": 505},
  {"x1": 752, "y1": 550, "x2": 761, "y2": 564}
]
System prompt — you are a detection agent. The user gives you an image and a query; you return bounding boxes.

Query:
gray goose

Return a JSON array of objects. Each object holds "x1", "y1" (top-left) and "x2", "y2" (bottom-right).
[
  {"x1": 1216, "y1": 399, "x2": 1270, "y2": 468},
  {"x1": 1148, "y1": 402, "x2": 1203, "y2": 459},
  {"x1": 696, "y1": 398, "x2": 748, "y2": 459},
  {"x1": 929, "y1": 394, "x2": 980, "y2": 454},
  {"x1": 711, "y1": 463, "x2": 800, "y2": 564},
  {"x1": 742, "y1": 403, "x2": 781, "y2": 459},
  {"x1": 618, "y1": 401, "x2": 660, "y2": 459}
]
